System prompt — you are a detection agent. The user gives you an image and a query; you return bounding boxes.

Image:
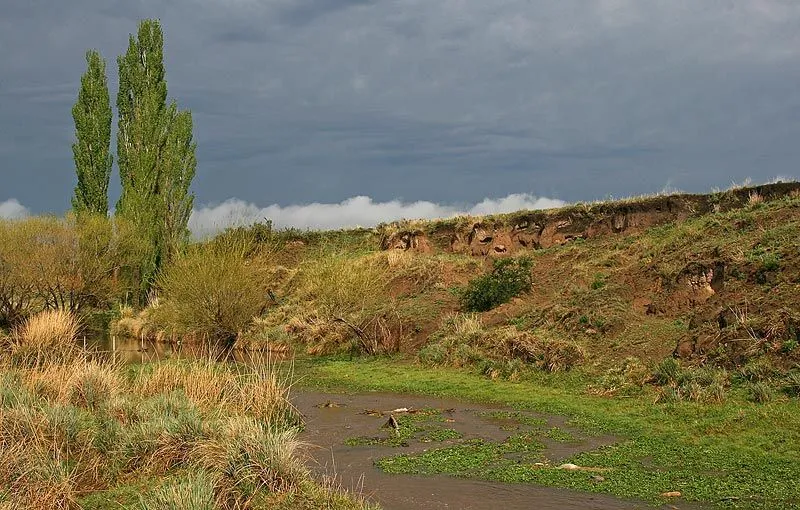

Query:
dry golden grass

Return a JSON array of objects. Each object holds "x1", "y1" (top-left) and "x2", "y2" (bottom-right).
[
  {"x1": 293, "y1": 254, "x2": 390, "y2": 319},
  {"x1": 500, "y1": 328, "x2": 585, "y2": 372},
  {"x1": 9, "y1": 310, "x2": 80, "y2": 366},
  {"x1": 0, "y1": 443, "x2": 80, "y2": 510},
  {"x1": 450, "y1": 313, "x2": 483, "y2": 338},
  {"x1": 748, "y1": 190, "x2": 765, "y2": 206},
  {"x1": 21, "y1": 358, "x2": 123, "y2": 409},
  {"x1": 289, "y1": 254, "x2": 412, "y2": 354},
  {"x1": 0, "y1": 397, "x2": 91, "y2": 510},
  {"x1": 382, "y1": 251, "x2": 444, "y2": 292},
  {"x1": 133, "y1": 360, "x2": 238, "y2": 410},
  {"x1": 131, "y1": 357, "x2": 295, "y2": 423}
]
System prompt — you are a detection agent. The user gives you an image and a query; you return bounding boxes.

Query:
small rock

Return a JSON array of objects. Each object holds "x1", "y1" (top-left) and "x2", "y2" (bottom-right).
[
  {"x1": 590, "y1": 475, "x2": 605, "y2": 483},
  {"x1": 660, "y1": 491, "x2": 681, "y2": 498},
  {"x1": 557, "y1": 463, "x2": 581, "y2": 471}
]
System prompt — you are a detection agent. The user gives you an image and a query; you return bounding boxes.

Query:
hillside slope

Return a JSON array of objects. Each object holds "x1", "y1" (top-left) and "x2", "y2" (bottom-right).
[{"x1": 255, "y1": 183, "x2": 800, "y2": 377}]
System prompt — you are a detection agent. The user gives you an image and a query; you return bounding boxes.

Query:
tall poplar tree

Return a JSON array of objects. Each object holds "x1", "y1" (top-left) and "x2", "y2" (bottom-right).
[
  {"x1": 71, "y1": 50, "x2": 112, "y2": 215},
  {"x1": 116, "y1": 19, "x2": 196, "y2": 296},
  {"x1": 161, "y1": 108, "x2": 196, "y2": 259}
]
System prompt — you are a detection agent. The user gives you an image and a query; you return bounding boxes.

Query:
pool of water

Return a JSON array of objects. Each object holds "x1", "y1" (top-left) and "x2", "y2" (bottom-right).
[{"x1": 292, "y1": 390, "x2": 695, "y2": 510}]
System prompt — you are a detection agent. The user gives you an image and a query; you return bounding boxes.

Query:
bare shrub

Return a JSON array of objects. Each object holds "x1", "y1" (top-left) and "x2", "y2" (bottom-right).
[
  {"x1": 154, "y1": 239, "x2": 269, "y2": 343},
  {"x1": 290, "y1": 254, "x2": 403, "y2": 354}
]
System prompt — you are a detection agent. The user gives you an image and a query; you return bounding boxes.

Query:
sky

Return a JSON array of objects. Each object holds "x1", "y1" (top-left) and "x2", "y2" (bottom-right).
[{"x1": 1, "y1": 1, "x2": 799, "y2": 233}]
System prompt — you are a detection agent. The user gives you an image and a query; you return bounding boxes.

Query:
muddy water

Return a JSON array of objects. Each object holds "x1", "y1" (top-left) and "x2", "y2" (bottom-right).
[{"x1": 292, "y1": 391, "x2": 688, "y2": 510}]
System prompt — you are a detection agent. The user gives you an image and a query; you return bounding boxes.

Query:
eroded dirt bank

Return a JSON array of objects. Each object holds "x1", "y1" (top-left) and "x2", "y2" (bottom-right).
[{"x1": 380, "y1": 182, "x2": 800, "y2": 257}]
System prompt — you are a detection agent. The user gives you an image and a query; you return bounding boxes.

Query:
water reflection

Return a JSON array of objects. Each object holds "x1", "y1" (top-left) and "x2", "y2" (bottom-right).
[{"x1": 85, "y1": 335, "x2": 286, "y2": 364}]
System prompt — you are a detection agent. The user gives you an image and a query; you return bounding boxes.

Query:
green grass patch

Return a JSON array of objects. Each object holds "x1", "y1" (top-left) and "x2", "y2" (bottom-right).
[{"x1": 296, "y1": 356, "x2": 800, "y2": 507}]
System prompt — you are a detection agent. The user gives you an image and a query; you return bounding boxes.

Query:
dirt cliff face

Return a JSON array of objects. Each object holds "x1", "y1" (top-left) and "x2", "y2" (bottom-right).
[{"x1": 380, "y1": 182, "x2": 800, "y2": 257}]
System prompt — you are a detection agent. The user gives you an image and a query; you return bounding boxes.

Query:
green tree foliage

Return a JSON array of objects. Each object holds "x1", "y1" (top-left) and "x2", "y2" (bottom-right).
[
  {"x1": 115, "y1": 19, "x2": 196, "y2": 298},
  {"x1": 71, "y1": 50, "x2": 113, "y2": 215},
  {"x1": 161, "y1": 109, "x2": 197, "y2": 260},
  {"x1": 0, "y1": 216, "x2": 146, "y2": 327},
  {"x1": 461, "y1": 256, "x2": 534, "y2": 312}
]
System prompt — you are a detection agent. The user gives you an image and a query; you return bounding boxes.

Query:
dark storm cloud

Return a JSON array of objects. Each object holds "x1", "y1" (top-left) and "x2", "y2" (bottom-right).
[
  {"x1": 277, "y1": 0, "x2": 375, "y2": 27},
  {"x1": 1, "y1": 0, "x2": 800, "y2": 225}
]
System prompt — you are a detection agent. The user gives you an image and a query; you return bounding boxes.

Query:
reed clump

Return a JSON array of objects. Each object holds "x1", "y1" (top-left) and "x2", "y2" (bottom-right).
[{"x1": 0, "y1": 319, "x2": 369, "y2": 509}]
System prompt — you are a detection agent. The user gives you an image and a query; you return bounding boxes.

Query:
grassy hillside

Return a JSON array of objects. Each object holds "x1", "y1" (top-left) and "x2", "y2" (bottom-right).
[{"x1": 218, "y1": 183, "x2": 800, "y2": 389}]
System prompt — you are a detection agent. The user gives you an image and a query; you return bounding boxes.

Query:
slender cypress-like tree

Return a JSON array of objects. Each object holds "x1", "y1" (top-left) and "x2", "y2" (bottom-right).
[
  {"x1": 161, "y1": 108, "x2": 196, "y2": 260},
  {"x1": 116, "y1": 19, "x2": 196, "y2": 297},
  {"x1": 71, "y1": 50, "x2": 112, "y2": 215}
]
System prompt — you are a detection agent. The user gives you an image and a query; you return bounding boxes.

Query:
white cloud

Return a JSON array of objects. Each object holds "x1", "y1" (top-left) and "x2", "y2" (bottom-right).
[
  {"x1": 0, "y1": 199, "x2": 29, "y2": 219},
  {"x1": 189, "y1": 194, "x2": 566, "y2": 236}
]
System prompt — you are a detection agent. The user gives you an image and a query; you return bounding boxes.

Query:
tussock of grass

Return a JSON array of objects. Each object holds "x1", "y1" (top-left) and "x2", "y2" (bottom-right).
[
  {"x1": 9, "y1": 310, "x2": 81, "y2": 366},
  {"x1": 131, "y1": 357, "x2": 295, "y2": 423},
  {"x1": 194, "y1": 418, "x2": 306, "y2": 504},
  {"x1": 0, "y1": 344, "x2": 344, "y2": 509},
  {"x1": 649, "y1": 358, "x2": 731, "y2": 403},
  {"x1": 139, "y1": 470, "x2": 218, "y2": 510}
]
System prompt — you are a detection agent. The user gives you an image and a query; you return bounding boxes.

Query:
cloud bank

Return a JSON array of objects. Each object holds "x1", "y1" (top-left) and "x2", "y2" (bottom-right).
[
  {"x1": 189, "y1": 194, "x2": 566, "y2": 236},
  {"x1": 3, "y1": 2, "x2": 800, "y2": 213},
  {"x1": 0, "y1": 199, "x2": 29, "y2": 219}
]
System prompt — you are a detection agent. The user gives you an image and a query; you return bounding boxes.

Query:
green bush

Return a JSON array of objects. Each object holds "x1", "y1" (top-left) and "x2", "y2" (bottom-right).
[
  {"x1": 154, "y1": 239, "x2": 269, "y2": 343},
  {"x1": 460, "y1": 257, "x2": 533, "y2": 312}
]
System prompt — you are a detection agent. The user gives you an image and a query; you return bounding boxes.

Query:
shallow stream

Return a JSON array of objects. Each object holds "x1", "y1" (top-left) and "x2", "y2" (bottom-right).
[{"x1": 292, "y1": 390, "x2": 689, "y2": 510}]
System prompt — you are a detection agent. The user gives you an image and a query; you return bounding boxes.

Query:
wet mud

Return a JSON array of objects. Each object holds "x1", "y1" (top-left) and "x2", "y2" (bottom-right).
[{"x1": 293, "y1": 390, "x2": 694, "y2": 510}]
